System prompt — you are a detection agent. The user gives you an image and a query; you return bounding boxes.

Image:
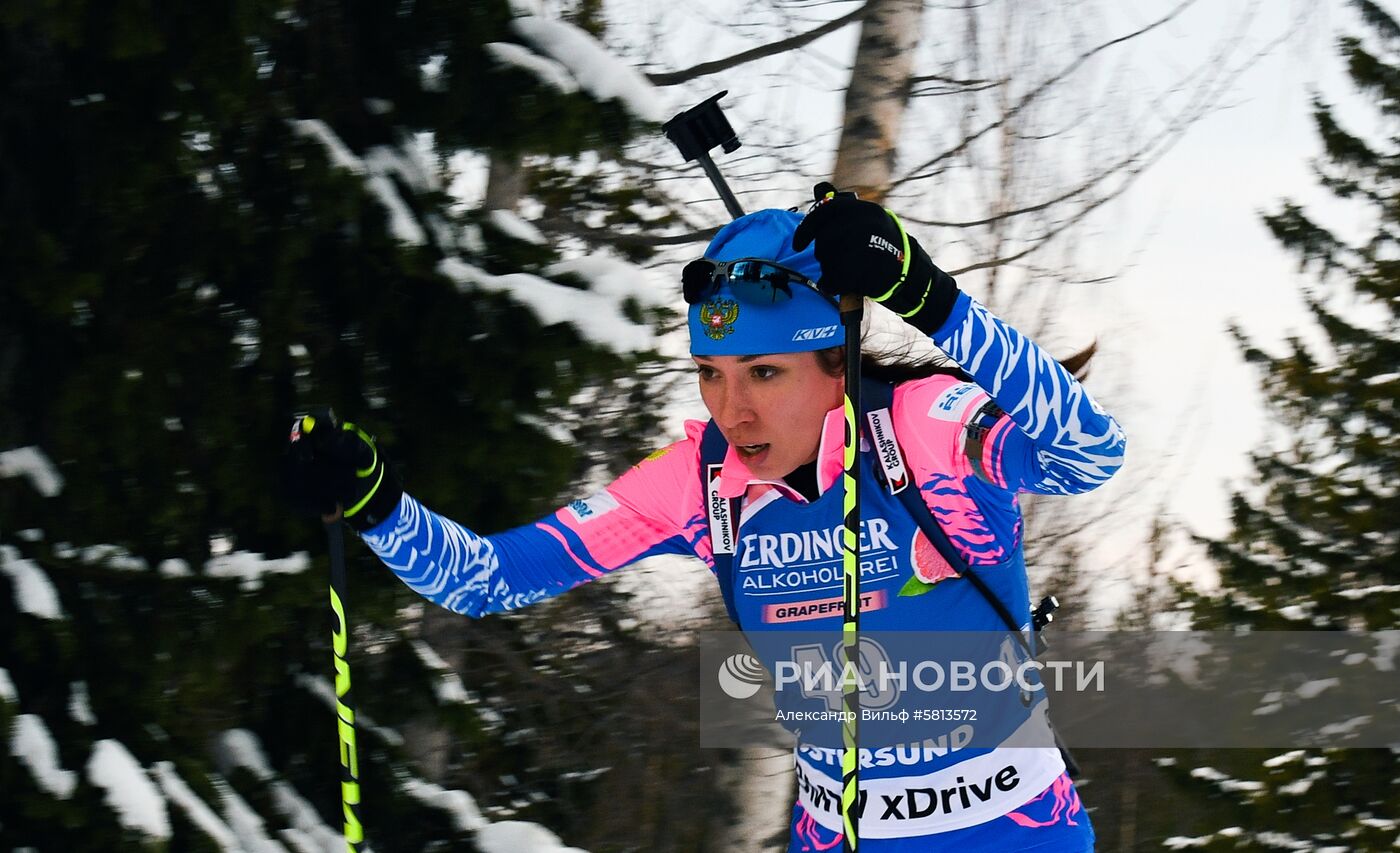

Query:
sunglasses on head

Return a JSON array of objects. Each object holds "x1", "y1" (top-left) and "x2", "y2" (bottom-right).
[{"x1": 681, "y1": 258, "x2": 825, "y2": 306}]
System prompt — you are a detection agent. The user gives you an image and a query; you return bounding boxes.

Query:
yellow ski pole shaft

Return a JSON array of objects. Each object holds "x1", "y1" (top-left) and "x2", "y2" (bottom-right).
[
  {"x1": 326, "y1": 519, "x2": 365, "y2": 851},
  {"x1": 839, "y1": 292, "x2": 863, "y2": 852}
]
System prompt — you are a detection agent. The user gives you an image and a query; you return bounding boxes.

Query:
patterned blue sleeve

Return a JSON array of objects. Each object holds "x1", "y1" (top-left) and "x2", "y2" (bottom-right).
[
  {"x1": 358, "y1": 494, "x2": 590, "y2": 616},
  {"x1": 359, "y1": 473, "x2": 698, "y2": 617},
  {"x1": 931, "y1": 293, "x2": 1127, "y2": 495}
]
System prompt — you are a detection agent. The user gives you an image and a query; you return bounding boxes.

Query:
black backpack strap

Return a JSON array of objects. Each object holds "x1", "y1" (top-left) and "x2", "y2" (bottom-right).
[
  {"x1": 860, "y1": 378, "x2": 1034, "y2": 651},
  {"x1": 865, "y1": 378, "x2": 1077, "y2": 776},
  {"x1": 892, "y1": 480, "x2": 1031, "y2": 641},
  {"x1": 700, "y1": 420, "x2": 742, "y2": 626}
]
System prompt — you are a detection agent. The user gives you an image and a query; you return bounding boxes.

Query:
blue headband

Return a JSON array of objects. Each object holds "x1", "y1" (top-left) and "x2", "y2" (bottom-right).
[{"x1": 687, "y1": 209, "x2": 841, "y2": 356}]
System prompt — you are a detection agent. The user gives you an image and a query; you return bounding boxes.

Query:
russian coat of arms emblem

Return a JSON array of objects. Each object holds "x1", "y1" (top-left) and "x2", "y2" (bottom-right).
[{"x1": 700, "y1": 298, "x2": 739, "y2": 341}]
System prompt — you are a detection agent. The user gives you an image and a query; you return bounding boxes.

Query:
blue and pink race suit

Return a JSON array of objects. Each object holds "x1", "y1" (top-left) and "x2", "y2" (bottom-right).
[{"x1": 359, "y1": 292, "x2": 1126, "y2": 851}]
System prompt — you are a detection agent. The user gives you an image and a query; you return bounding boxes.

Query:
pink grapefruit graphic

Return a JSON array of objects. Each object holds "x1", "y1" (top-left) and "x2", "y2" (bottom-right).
[{"x1": 911, "y1": 530, "x2": 958, "y2": 584}]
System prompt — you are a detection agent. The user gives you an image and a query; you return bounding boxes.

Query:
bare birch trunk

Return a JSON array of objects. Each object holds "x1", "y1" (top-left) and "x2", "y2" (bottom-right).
[{"x1": 830, "y1": 0, "x2": 925, "y2": 203}]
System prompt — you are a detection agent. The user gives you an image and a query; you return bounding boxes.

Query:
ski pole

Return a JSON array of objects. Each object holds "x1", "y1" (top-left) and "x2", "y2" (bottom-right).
[
  {"x1": 804, "y1": 181, "x2": 865, "y2": 852},
  {"x1": 663, "y1": 95, "x2": 868, "y2": 846},
  {"x1": 839, "y1": 287, "x2": 863, "y2": 853},
  {"x1": 662, "y1": 91, "x2": 746, "y2": 219},
  {"x1": 326, "y1": 518, "x2": 365, "y2": 851}
]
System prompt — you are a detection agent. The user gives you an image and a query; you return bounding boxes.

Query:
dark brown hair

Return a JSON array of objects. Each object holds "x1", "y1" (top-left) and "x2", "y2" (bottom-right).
[
  {"x1": 813, "y1": 340, "x2": 1096, "y2": 385},
  {"x1": 813, "y1": 346, "x2": 971, "y2": 384}
]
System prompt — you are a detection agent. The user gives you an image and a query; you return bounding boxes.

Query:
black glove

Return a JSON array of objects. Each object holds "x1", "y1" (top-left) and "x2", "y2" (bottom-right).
[
  {"x1": 283, "y1": 408, "x2": 402, "y2": 532},
  {"x1": 791, "y1": 183, "x2": 961, "y2": 334}
]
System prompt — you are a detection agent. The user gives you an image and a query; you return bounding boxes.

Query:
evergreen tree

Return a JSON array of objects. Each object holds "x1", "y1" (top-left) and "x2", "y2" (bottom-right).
[
  {"x1": 0, "y1": 2, "x2": 722, "y2": 850},
  {"x1": 1160, "y1": 2, "x2": 1399, "y2": 848},
  {"x1": 1187, "y1": 0, "x2": 1399, "y2": 633}
]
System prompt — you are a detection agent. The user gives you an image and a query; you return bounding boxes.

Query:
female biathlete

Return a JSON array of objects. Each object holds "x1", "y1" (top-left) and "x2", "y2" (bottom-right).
[{"x1": 286, "y1": 191, "x2": 1125, "y2": 851}]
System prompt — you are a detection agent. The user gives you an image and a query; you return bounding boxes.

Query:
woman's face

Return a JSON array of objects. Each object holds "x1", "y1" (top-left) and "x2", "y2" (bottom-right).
[{"x1": 694, "y1": 351, "x2": 844, "y2": 480}]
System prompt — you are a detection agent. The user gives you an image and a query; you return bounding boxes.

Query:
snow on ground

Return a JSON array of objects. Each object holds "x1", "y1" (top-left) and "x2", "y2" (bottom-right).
[
  {"x1": 10, "y1": 713, "x2": 78, "y2": 798},
  {"x1": 87, "y1": 739, "x2": 171, "y2": 840},
  {"x1": 0, "y1": 666, "x2": 15, "y2": 702},
  {"x1": 152, "y1": 762, "x2": 243, "y2": 851},
  {"x1": 0, "y1": 545, "x2": 65, "y2": 620},
  {"x1": 204, "y1": 550, "x2": 311, "y2": 591},
  {"x1": 0, "y1": 446, "x2": 64, "y2": 496}
]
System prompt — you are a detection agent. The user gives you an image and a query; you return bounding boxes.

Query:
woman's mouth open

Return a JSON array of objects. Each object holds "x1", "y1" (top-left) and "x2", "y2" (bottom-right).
[{"x1": 736, "y1": 443, "x2": 769, "y2": 460}]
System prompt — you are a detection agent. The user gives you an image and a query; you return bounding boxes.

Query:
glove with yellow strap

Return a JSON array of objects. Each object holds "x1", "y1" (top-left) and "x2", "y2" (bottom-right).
[
  {"x1": 791, "y1": 182, "x2": 961, "y2": 334},
  {"x1": 283, "y1": 408, "x2": 402, "y2": 531}
]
